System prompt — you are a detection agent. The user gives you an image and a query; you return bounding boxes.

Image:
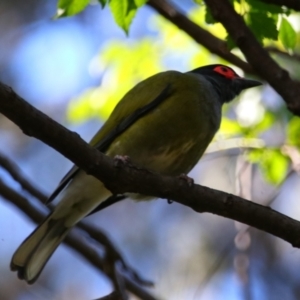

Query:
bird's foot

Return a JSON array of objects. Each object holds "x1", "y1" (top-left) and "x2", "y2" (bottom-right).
[
  {"x1": 178, "y1": 173, "x2": 194, "y2": 187},
  {"x1": 113, "y1": 155, "x2": 131, "y2": 167}
]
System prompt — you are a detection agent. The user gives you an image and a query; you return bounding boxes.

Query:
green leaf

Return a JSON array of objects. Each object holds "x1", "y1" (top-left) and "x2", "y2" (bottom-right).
[
  {"x1": 193, "y1": 0, "x2": 204, "y2": 4},
  {"x1": 220, "y1": 117, "x2": 243, "y2": 136},
  {"x1": 249, "y1": 111, "x2": 275, "y2": 136},
  {"x1": 247, "y1": 11, "x2": 278, "y2": 43},
  {"x1": 57, "y1": 0, "x2": 90, "y2": 17},
  {"x1": 248, "y1": 148, "x2": 289, "y2": 185},
  {"x1": 135, "y1": 0, "x2": 148, "y2": 6},
  {"x1": 204, "y1": 7, "x2": 216, "y2": 24},
  {"x1": 109, "y1": 0, "x2": 145, "y2": 33},
  {"x1": 287, "y1": 116, "x2": 300, "y2": 147},
  {"x1": 279, "y1": 17, "x2": 297, "y2": 50},
  {"x1": 246, "y1": 0, "x2": 285, "y2": 14}
]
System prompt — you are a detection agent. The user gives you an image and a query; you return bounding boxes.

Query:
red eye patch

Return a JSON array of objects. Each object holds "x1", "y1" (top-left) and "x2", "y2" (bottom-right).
[{"x1": 213, "y1": 65, "x2": 240, "y2": 79}]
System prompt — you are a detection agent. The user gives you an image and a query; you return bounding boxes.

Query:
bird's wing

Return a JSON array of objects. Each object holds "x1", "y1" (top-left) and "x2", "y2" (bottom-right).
[{"x1": 46, "y1": 79, "x2": 173, "y2": 204}]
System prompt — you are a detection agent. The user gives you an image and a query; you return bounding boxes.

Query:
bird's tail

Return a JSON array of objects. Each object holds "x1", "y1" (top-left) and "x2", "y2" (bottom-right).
[
  {"x1": 10, "y1": 213, "x2": 70, "y2": 284},
  {"x1": 11, "y1": 174, "x2": 113, "y2": 283}
]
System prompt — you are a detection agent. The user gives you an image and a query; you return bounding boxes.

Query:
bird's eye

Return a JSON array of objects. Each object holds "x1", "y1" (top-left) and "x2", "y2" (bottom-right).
[{"x1": 213, "y1": 65, "x2": 240, "y2": 79}]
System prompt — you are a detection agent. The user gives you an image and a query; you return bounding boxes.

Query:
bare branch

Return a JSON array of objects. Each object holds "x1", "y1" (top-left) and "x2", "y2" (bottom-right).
[
  {"x1": 147, "y1": 0, "x2": 254, "y2": 75},
  {"x1": 1, "y1": 83, "x2": 300, "y2": 247},
  {"x1": 94, "y1": 291, "x2": 125, "y2": 300},
  {"x1": 0, "y1": 179, "x2": 159, "y2": 300},
  {"x1": 0, "y1": 147, "x2": 153, "y2": 288},
  {"x1": 265, "y1": 46, "x2": 300, "y2": 62},
  {"x1": 0, "y1": 152, "x2": 48, "y2": 201},
  {"x1": 204, "y1": 0, "x2": 300, "y2": 116},
  {"x1": 78, "y1": 222, "x2": 153, "y2": 288}
]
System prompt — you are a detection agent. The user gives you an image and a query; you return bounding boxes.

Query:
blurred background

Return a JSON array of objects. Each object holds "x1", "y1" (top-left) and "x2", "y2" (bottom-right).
[{"x1": 1, "y1": 0, "x2": 300, "y2": 299}]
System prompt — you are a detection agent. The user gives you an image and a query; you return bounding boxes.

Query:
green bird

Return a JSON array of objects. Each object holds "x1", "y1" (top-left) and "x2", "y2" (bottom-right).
[{"x1": 11, "y1": 64, "x2": 261, "y2": 283}]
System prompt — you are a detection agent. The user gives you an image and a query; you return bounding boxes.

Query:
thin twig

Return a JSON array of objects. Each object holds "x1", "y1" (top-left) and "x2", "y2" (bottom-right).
[
  {"x1": 147, "y1": 0, "x2": 254, "y2": 75},
  {"x1": 0, "y1": 180, "x2": 159, "y2": 300},
  {"x1": 0, "y1": 152, "x2": 48, "y2": 201},
  {"x1": 265, "y1": 46, "x2": 300, "y2": 62},
  {"x1": 204, "y1": 0, "x2": 300, "y2": 116}
]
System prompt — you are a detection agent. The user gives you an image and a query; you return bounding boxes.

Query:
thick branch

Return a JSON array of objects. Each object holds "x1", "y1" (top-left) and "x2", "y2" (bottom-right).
[
  {"x1": 204, "y1": 0, "x2": 300, "y2": 116},
  {"x1": 147, "y1": 0, "x2": 254, "y2": 75},
  {"x1": 259, "y1": 0, "x2": 300, "y2": 11},
  {"x1": 1, "y1": 83, "x2": 300, "y2": 248}
]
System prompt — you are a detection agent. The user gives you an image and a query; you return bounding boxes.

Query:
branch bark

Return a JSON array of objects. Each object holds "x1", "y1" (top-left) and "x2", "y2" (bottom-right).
[
  {"x1": 147, "y1": 0, "x2": 254, "y2": 75},
  {"x1": 204, "y1": 0, "x2": 300, "y2": 116},
  {"x1": 0, "y1": 180, "x2": 158, "y2": 300},
  {"x1": 1, "y1": 83, "x2": 300, "y2": 248}
]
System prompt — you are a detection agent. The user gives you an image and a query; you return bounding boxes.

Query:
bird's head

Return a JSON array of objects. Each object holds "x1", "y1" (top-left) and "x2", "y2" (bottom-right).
[{"x1": 190, "y1": 64, "x2": 262, "y2": 104}]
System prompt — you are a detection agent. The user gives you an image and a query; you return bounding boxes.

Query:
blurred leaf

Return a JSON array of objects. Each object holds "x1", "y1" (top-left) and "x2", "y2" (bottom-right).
[
  {"x1": 248, "y1": 111, "x2": 275, "y2": 137},
  {"x1": 220, "y1": 118, "x2": 243, "y2": 136},
  {"x1": 189, "y1": 6, "x2": 227, "y2": 39},
  {"x1": 246, "y1": 0, "x2": 285, "y2": 14},
  {"x1": 205, "y1": 7, "x2": 216, "y2": 24},
  {"x1": 287, "y1": 116, "x2": 300, "y2": 147},
  {"x1": 57, "y1": 0, "x2": 90, "y2": 17},
  {"x1": 98, "y1": 0, "x2": 107, "y2": 9},
  {"x1": 279, "y1": 17, "x2": 297, "y2": 50},
  {"x1": 68, "y1": 39, "x2": 164, "y2": 123},
  {"x1": 135, "y1": 0, "x2": 147, "y2": 5},
  {"x1": 248, "y1": 148, "x2": 289, "y2": 185},
  {"x1": 109, "y1": 0, "x2": 146, "y2": 34},
  {"x1": 247, "y1": 11, "x2": 278, "y2": 44}
]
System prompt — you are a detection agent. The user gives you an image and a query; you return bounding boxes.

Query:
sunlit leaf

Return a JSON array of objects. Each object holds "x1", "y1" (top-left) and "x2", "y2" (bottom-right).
[
  {"x1": 247, "y1": 111, "x2": 275, "y2": 137},
  {"x1": 279, "y1": 17, "x2": 297, "y2": 50},
  {"x1": 287, "y1": 116, "x2": 300, "y2": 147},
  {"x1": 57, "y1": 0, "x2": 90, "y2": 17},
  {"x1": 109, "y1": 0, "x2": 145, "y2": 34},
  {"x1": 68, "y1": 39, "x2": 164, "y2": 123},
  {"x1": 248, "y1": 148, "x2": 289, "y2": 185},
  {"x1": 220, "y1": 118, "x2": 243, "y2": 136}
]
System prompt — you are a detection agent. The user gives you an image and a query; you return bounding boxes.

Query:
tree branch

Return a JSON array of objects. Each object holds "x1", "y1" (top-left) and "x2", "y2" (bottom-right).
[
  {"x1": 0, "y1": 180, "x2": 158, "y2": 300},
  {"x1": 147, "y1": 0, "x2": 254, "y2": 75},
  {"x1": 265, "y1": 46, "x2": 300, "y2": 62},
  {"x1": 1, "y1": 84, "x2": 300, "y2": 247},
  {"x1": 259, "y1": 0, "x2": 300, "y2": 11},
  {"x1": 0, "y1": 152, "x2": 48, "y2": 201},
  {"x1": 204, "y1": 0, "x2": 300, "y2": 116}
]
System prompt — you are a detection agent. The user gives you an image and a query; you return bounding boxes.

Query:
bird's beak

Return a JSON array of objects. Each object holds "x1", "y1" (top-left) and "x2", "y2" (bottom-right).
[{"x1": 235, "y1": 78, "x2": 262, "y2": 90}]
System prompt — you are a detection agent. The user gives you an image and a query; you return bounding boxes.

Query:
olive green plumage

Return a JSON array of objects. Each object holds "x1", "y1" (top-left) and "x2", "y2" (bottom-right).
[
  {"x1": 10, "y1": 65, "x2": 261, "y2": 283},
  {"x1": 97, "y1": 70, "x2": 221, "y2": 174}
]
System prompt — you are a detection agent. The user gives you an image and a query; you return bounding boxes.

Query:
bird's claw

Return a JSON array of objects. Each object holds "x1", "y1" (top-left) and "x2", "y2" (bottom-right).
[
  {"x1": 113, "y1": 155, "x2": 131, "y2": 167},
  {"x1": 178, "y1": 173, "x2": 194, "y2": 187}
]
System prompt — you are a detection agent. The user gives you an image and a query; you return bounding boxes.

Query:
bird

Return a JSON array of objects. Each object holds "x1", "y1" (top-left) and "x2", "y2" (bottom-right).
[{"x1": 11, "y1": 64, "x2": 261, "y2": 283}]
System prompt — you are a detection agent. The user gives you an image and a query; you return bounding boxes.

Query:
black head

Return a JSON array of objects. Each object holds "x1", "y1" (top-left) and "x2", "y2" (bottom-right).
[{"x1": 189, "y1": 64, "x2": 262, "y2": 104}]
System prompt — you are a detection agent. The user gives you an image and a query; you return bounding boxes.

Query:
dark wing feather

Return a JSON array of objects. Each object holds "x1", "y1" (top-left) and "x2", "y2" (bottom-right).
[{"x1": 46, "y1": 84, "x2": 173, "y2": 204}]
